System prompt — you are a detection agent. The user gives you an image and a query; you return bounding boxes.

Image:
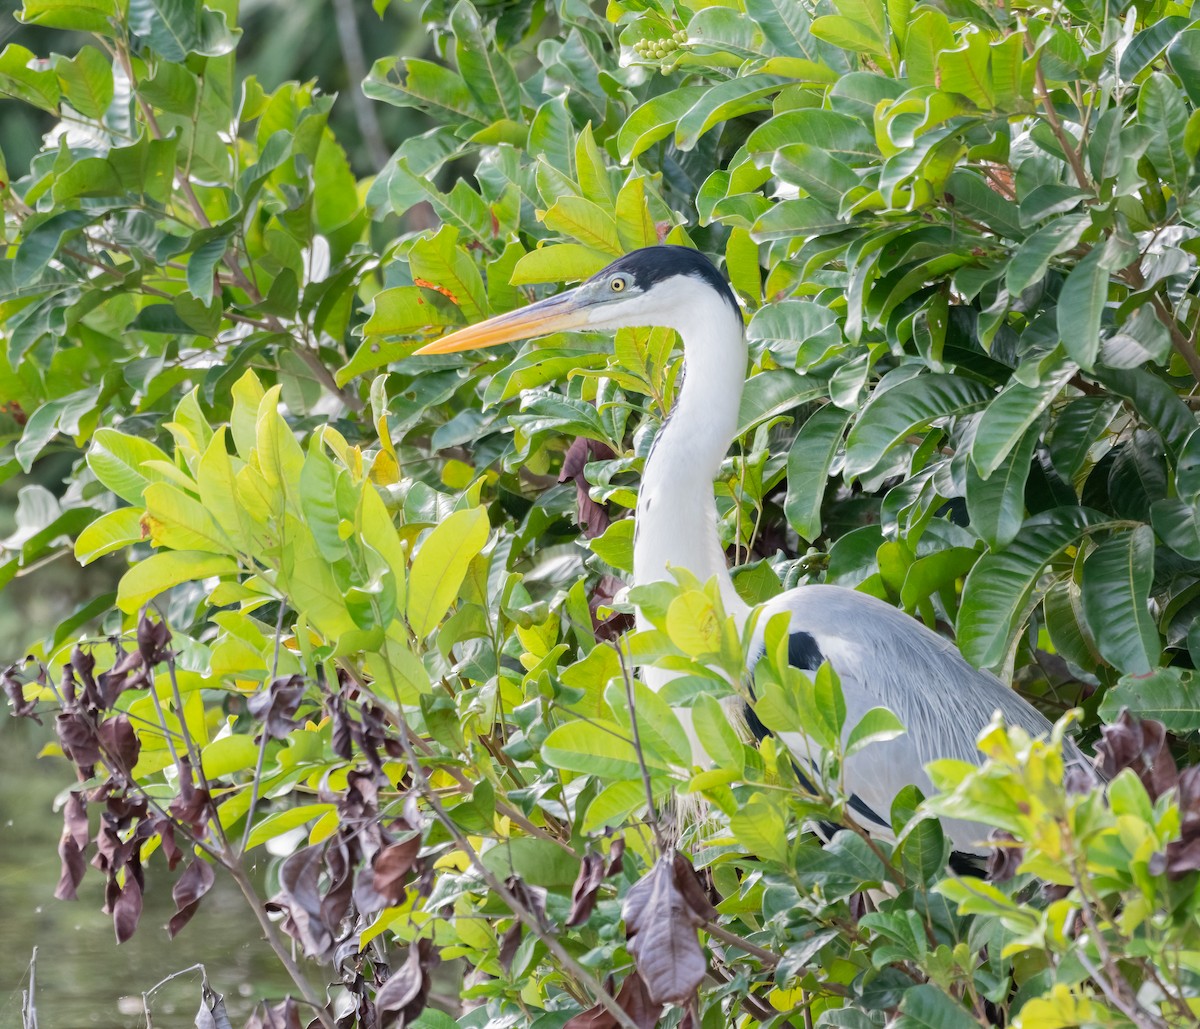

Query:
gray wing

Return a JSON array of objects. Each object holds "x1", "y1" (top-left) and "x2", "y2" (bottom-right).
[{"x1": 747, "y1": 584, "x2": 1092, "y2": 852}]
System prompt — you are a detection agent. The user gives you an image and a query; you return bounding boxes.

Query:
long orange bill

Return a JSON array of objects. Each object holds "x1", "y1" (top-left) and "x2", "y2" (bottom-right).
[{"x1": 414, "y1": 289, "x2": 590, "y2": 354}]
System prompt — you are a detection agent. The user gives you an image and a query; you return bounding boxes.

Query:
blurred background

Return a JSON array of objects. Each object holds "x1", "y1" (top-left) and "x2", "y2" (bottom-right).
[{"x1": 0, "y1": 0, "x2": 428, "y2": 1022}]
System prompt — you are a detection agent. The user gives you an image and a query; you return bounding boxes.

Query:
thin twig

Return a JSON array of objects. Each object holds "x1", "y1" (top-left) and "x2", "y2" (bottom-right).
[
  {"x1": 240, "y1": 602, "x2": 288, "y2": 855},
  {"x1": 1032, "y1": 57, "x2": 1090, "y2": 191},
  {"x1": 1151, "y1": 295, "x2": 1200, "y2": 383},
  {"x1": 615, "y1": 641, "x2": 667, "y2": 851}
]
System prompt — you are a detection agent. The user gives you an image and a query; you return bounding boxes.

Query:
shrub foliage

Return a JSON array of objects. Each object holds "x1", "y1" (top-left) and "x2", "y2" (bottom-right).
[{"x1": 4, "y1": 0, "x2": 1200, "y2": 1025}]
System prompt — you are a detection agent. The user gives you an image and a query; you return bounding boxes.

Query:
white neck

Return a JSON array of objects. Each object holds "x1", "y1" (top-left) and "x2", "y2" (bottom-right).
[{"x1": 632, "y1": 289, "x2": 750, "y2": 625}]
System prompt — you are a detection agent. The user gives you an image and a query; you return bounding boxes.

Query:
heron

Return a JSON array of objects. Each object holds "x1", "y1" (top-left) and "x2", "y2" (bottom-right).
[{"x1": 415, "y1": 244, "x2": 1092, "y2": 851}]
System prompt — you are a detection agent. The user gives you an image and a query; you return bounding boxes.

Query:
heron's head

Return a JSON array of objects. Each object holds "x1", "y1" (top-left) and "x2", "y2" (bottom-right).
[{"x1": 414, "y1": 245, "x2": 740, "y2": 355}]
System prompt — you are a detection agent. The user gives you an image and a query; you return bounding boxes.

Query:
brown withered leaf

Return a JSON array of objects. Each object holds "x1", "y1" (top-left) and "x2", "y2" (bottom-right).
[
  {"x1": 266, "y1": 843, "x2": 336, "y2": 961},
  {"x1": 5, "y1": 666, "x2": 39, "y2": 719},
  {"x1": 63, "y1": 790, "x2": 89, "y2": 849},
  {"x1": 567, "y1": 851, "x2": 606, "y2": 927},
  {"x1": 248, "y1": 674, "x2": 308, "y2": 739},
  {"x1": 194, "y1": 979, "x2": 233, "y2": 1029},
  {"x1": 71, "y1": 647, "x2": 103, "y2": 709},
  {"x1": 113, "y1": 874, "x2": 143, "y2": 943},
  {"x1": 986, "y1": 830, "x2": 1023, "y2": 883},
  {"x1": 607, "y1": 837, "x2": 625, "y2": 876},
  {"x1": 671, "y1": 852, "x2": 717, "y2": 922},
  {"x1": 97, "y1": 714, "x2": 141, "y2": 775},
  {"x1": 170, "y1": 762, "x2": 213, "y2": 831},
  {"x1": 56, "y1": 710, "x2": 102, "y2": 769},
  {"x1": 137, "y1": 613, "x2": 172, "y2": 666},
  {"x1": 591, "y1": 574, "x2": 634, "y2": 642},
  {"x1": 498, "y1": 922, "x2": 523, "y2": 973},
  {"x1": 372, "y1": 834, "x2": 421, "y2": 907},
  {"x1": 563, "y1": 970, "x2": 662, "y2": 1029},
  {"x1": 1150, "y1": 765, "x2": 1200, "y2": 880},
  {"x1": 376, "y1": 937, "x2": 436, "y2": 1027},
  {"x1": 168, "y1": 857, "x2": 216, "y2": 938},
  {"x1": 244, "y1": 998, "x2": 305, "y2": 1029},
  {"x1": 622, "y1": 852, "x2": 709, "y2": 1006},
  {"x1": 559, "y1": 437, "x2": 616, "y2": 538},
  {"x1": 1095, "y1": 710, "x2": 1178, "y2": 800},
  {"x1": 55, "y1": 834, "x2": 86, "y2": 901}
]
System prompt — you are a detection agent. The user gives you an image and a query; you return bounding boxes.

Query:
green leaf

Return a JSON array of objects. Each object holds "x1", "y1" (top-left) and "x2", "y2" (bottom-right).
[
  {"x1": 363, "y1": 57, "x2": 484, "y2": 123},
  {"x1": 407, "y1": 507, "x2": 490, "y2": 637},
  {"x1": 894, "y1": 984, "x2": 980, "y2": 1029},
  {"x1": 14, "y1": 387, "x2": 100, "y2": 471},
  {"x1": 737, "y1": 370, "x2": 825, "y2": 439},
  {"x1": 117, "y1": 551, "x2": 237, "y2": 612},
  {"x1": 785, "y1": 405, "x2": 851, "y2": 542},
  {"x1": 844, "y1": 374, "x2": 992, "y2": 477},
  {"x1": 971, "y1": 362, "x2": 1072, "y2": 478},
  {"x1": 143, "y1": 481, "x2": 232, "y2": 554},
  {"x1": 0, "y1": 44, "x2": 61, "y2": 113},
  {"x1": 186, "y1": 226, "x2": 234, "y2": 305},
  {"x1": 510, "y1": 244, "x2": 609, "y2": 286},
  {"x1": 747, "y1": 109, "x2": 876, "y2": 164},
  {"x1": 1080, "y1": 526, "x2": 1160, "y2": 675},
  {"x1": 1139, "y1": 72, "x2": 1190, "y2": 191},
  {"x1": 730, "y1": 799, "x2": 790, "y2": 865},
  {"x1": 449, "y1": 0, "x2": 520, "y2": 122},
  {"x1": 542, "y1": 719, "x2": 668, "y2": 780},
  {"x1": 53, "y1": 45, "x2": 113, "y2": 119},
  {"x1": 692, "y1": 693, "x2": 744, "y2": 772},
  {"x1": 127, "y1": 0, "x2": 239, "y2": 63},
  {"x1": 674, "y1": 75, "x2": 791, "y2": 151},
  {"x1": 75, "y1": 507, "x2": 145, "y2": 565},
  {"x1": 409, "y1": 225, "x2": 489, "y2": 322},
  {"x1": 617, "y1": 86, "x2": 709, "y2": 162},
  {"x1": 1097, "y1": 667, "x2": 1200, "y2": 732},
  {"x1": 966, "y1": 420, "x2": 1040, "y2": 550},
  {"x1": 589, "y1": 518, "x2": 634, "y2": 574},
  {"x1": 845, "y1": 707, "x2": 906, "y2": 757},
  {"x1": 19, "y1": 0, "x2": 118, "y2": 33},
  {"x1": 1168, "y1": 30, "x2": 1200, "y2": 106},
  {"x1": 1152, "y1": 498, "x2": 1200, "y2": 560},
  {"x1": 958, "y1": 508, "x2": 1103, "y2": 669},
  {"x1": 87, "y1": 428, "x2": 175, "y2": 505},
  {"x1": 246, "y1": 804, "x2": 335, "y2": 850},
  {"x1": 1056, "y1": 247, "x2": 1108, "y2": 371},
  {"x1": 744, "y1": 0, "x2": 826, "y2": 62},
  {"x1": 1005, "y1": 213, "x2": 1088, "y2": 294},
  {"x1": 539, "y1": 196, "x2": 623, "y2": 256},
  {"x1": 200, "y1": 734, "x2": 261, "y2": 780}
]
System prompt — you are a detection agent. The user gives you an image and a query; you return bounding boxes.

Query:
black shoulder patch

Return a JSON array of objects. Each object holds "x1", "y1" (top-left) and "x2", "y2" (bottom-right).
[
  {"x1": 787, "y1": 631, "x2": 824, "y2": 671},
  {"x1": 592, "y1": 246, "x2": 740, "y2": 317}
]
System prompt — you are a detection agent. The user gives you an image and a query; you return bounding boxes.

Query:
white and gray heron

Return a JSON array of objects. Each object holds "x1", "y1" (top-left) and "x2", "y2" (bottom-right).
[{"x1": 416, "y1": 244, "x2": 1091, "y2": 852}]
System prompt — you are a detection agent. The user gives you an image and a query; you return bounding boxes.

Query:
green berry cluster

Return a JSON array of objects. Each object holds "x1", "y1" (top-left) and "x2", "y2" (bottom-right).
[{"x1": 633, "y1": 28, "x2": 687, "y2": 60}]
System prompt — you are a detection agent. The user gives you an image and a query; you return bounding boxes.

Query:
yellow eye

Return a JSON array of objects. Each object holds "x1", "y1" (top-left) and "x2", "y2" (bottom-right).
[{"x1": 610, "y1": 277, "x2": 626, "y2": 292}]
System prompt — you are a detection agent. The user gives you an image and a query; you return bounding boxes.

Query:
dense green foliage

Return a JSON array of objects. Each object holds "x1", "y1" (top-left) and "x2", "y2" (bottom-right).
[{"x1": 5, "y1": 0, "x2": 1200, "y2": 1025}]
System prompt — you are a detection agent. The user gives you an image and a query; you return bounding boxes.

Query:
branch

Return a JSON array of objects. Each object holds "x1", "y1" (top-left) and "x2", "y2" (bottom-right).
[
  {"x1": 1151, "y1": 295, "x2": 1200, "y2": 383},
  {"x1": 1032, "y1": 57, "x2": 1090, "y2": 191},
  {"x1": 615, "y1": 642, "x2": 667, "y2": 851}
]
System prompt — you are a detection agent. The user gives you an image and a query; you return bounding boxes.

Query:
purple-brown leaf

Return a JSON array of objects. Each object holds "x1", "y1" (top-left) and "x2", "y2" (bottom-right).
[
  {"x1": 376, "y1": 938, "x2": 436, "y2": 1027},
  {"x1": 563, "y1": 970, "x2": 663, "y2": 1029},
  {"x1": 113, "y1": 875, "x2": 143, "y2": 943},
  {"x1": 622, "y1": 853, "x2": 708, "y2": 1006},
  {"x1": 168, "y1": 858, "x2": 216, "y2": 938},
  {"x1": 567, "y1": 851, "x2": 606, "y2": 927},
  {"x1": 247, "y1": 674, "x2": 307, "y2": 739}
]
